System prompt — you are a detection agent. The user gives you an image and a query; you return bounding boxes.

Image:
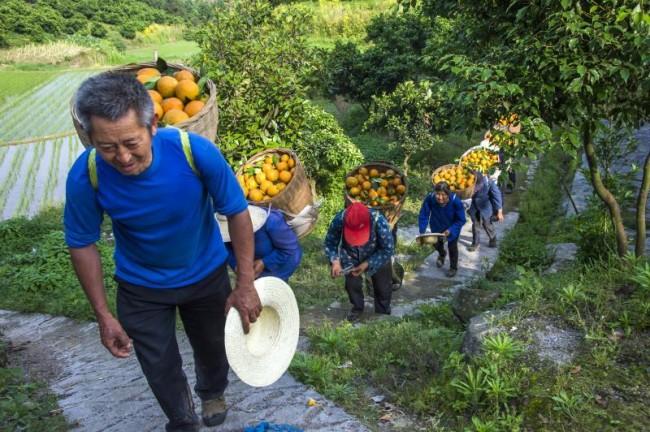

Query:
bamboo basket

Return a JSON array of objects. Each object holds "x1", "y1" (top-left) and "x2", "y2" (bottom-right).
[
  {"x1": 70, "y1": 61, "x2": 219, "y2": 148},
  {"x1": 431, "y1": 164, "x2": 475, "y2": 200},
  {"x1": 237, "y1": 148, "x2": 314, "y2": 217},
  {"x1": 344, "y1": 161, "x2": 407, "y2": 229},
  {"x1": 459, "y1": 145, "x2": 502, "y2": 182}
]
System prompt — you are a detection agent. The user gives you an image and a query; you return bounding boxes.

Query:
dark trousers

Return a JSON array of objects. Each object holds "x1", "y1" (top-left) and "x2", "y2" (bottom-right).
[
  {"x1": 345, "y1": 260, "x2": 393, "y2": 314},
  {"x1": 470, "y1": 213, "x2": 496, "y2": 245},
  {"x1": 435, "y1": 238, "x2": 459, "y2": 270},
  {"x1": 116, "y1": 264, "x2": 231, "y2": 432}
]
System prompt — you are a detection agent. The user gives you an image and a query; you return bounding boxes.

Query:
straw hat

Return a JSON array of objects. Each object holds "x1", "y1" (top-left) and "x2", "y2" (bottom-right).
[
  {"x1": 216, "y1": 205, "x2": 269, "y2": 243},
  {"x1": 224, "y1": 276, "x2": 300, "y2": 387}
]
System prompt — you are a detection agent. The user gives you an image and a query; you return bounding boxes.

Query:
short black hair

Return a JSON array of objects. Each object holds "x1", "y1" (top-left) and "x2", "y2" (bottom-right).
[
  {"x1": 74, "y1": 72, "x2": 154, "y2": 136},
  {"x1": 433, "y1": 181, "x2": 451, "y2": 196}
]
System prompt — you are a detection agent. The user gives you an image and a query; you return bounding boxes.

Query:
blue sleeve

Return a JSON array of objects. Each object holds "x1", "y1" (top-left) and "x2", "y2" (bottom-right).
[
  {"x1": 418, "y1": 194, "x2": 432, "y2": 234},
  {"x1": 64, "y1": 151, "x2": 104, "y2": 248},
  {"x1": 366, "y1": 213, "x2": 394, "y2": 275},
  {"x1": 450, "y1": 198, "x2": 467, "y2": 239},
  {"x1": 489, "y1": 180, "x2": 503, "y2": 211},
  {"x1": 324, "y1": 211, "x2": 344, "y2": 262},
  {"x1": 261, "y1": 212, "x2": 301, "y2": 272},
  {"x1": 189, "y1": 133, "x2": 248, "y2": 216}
]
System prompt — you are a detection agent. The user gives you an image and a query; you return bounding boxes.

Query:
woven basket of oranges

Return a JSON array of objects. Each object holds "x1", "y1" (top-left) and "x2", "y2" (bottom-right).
[
  {"x1": 71, "y1": 59, "x2": 218, "y2": 147},
  {"x1": 344, "y1": 162, "x2": 408, "y2": 228},
  {"x1": 236, "y1": 148, "x2": 313, "y2": 217},
  {"x1": 459, "y1": 146, "x2": 501, "y2": 180},
  {"x1": 431, "y1": 164, "x2": 475, "y2": 200}
]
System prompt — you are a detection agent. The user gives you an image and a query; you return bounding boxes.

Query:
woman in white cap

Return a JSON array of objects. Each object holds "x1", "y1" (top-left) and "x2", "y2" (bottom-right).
[{"x1": 220, "y1": 206, "x2": 302, "y2": 282}]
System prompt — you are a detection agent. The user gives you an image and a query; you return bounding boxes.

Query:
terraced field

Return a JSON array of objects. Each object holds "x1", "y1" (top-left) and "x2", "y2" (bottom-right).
[
  {"x1": 0, "y1": 70, "x2": 96, "y2": 143},
  {"x1": 0, "y1": 70, "x2": 95, "y2": 220}
]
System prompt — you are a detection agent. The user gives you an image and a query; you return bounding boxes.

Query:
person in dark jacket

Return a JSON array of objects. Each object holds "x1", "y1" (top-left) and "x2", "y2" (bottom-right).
[
  {"x1": 324, "y1": 202, "x2": 395, "y2": 322},
  {"x1": 221, "y1": 206, "x2": 302, "y2": 282},
  {"x1": 467, "y1": 172, "x2": 504, "y2": 251},
  {"x1": 418, "y1": 182, "x2": 467, "y2": 277}
]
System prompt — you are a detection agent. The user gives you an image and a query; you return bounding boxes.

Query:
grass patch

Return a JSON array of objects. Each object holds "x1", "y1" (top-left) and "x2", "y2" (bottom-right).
[
  {"x1": 0, "y1": 70, "x2": 57, "y2": 105},
  {"x1": 0, "y1": 207, "x2": 116, "y2": 321},
  {"x1": 0, "y1": 337, "x2": 68, "y2": 431}
]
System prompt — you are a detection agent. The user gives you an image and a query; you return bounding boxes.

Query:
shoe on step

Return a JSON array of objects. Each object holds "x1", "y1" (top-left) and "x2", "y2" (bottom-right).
[
  {"x1": 467, "y1": 243, "x2": 480, "y2": 252},
  {"x1": 202, "y1": 396, "x2": 227, "y2": 427},
  {"x1": 446, "y1": 268, "x2": 457, "y2": 278},
  {"x1": 346, "y1": 309, "x2": 363, "y2": 322},
  {"x1": 436, "y1": 255, "x2": 445, "y2": 268},
  {"x1": 489, "y1": 238, "x2": 497, "y2": 248}
]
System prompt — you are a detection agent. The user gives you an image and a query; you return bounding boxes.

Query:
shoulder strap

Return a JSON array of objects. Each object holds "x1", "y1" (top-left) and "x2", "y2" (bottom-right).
[
  {"x1": 177, "y1": 128, "x2": 198, "y2": 176},
  {"x1": 87, "y1": 128, "x2": 199, "y2": 191},
  {"x1": 88, "y1": 148, "x2": 98, "y2": 190}
]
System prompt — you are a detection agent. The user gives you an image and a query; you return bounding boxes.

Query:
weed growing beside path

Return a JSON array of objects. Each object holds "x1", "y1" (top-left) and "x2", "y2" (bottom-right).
[{"x1": 0, "y1": 336, "x2": 68, "y2": 431}]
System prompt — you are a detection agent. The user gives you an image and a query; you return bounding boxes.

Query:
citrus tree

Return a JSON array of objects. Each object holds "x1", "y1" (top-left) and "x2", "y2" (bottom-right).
[
  {"x1": 405, "y1": 0, "x2": 649, "y2": 256},
  {"x1": 364, "y1": 80, "x2": 447, "y2": 175}
]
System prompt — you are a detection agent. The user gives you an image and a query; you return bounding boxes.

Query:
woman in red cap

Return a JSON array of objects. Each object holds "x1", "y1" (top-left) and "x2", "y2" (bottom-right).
[{"x1": 324, "y1": 202, "x2": 395, "y2": 322}]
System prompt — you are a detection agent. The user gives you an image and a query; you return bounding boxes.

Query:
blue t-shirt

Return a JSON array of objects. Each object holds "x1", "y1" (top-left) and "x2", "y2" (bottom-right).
[{"x1": 64, "y1": 128, "x2": 248, "y2": 288}]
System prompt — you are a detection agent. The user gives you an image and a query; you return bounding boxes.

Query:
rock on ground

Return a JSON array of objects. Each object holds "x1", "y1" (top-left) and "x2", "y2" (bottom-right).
[
  {"x1": 544, "y1": 243, "x2": 578, "y2": 275},
  {"x1": 0, "y1": 310, "x2": 369, "y2": 432}
]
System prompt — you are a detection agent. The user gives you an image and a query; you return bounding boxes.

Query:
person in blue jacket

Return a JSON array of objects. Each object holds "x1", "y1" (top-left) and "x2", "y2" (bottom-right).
[
  {"x1": 418, "y1": 182, "x2": 467, "y2": 277},
  {"x1": 220, "y1": 206, "x2": 302, "y2": 282},
  {"x1": 467, "y1": 171, "x2": 504, "y2": 251}
]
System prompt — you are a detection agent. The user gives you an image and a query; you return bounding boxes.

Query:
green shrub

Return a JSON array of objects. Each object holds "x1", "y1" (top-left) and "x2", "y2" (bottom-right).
[{"x1": 574, "y1": 202, "x2": 617, "y2": 263}]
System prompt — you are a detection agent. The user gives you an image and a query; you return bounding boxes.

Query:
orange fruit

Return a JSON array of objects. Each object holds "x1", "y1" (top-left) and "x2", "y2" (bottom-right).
[
  {"x1": 396, "y1": 185, "x2": 406, "y2": 194},
  {"x1": 148, "y1": 90, "x2": 163, "y2": 105},
  {"x1": 276, "y1": 183, "x2": 286, "y2": 192},
  {"x1": 359, "y1": 167, "x2": 368, "y2": 175},
  {"x1": 157, "y1": 76, "x2": 178, "y2": 98},
  {"x1": 162, "y1": 109, "x2": 189, "y2": 125},
  {"x1": 161, "y1": 97, "x2": 184, "y2": 113},
  {"x1": 266, "y1": 169, "x2": 279, "y2": 182},
  {"x1": 349, "y1": 187, "x2": 361, "y2": 196},
  {"x1": 153, "y1": 102, "x2": 163, "y2": 119},
  {"x1": 287, "y1": 158, "x2": 295, "y2": 168},
  {"x1": 173, "y1": 70, "x2": 195, "y2": 82},
  {"x1": 267, "y1": 184, "x2": 280, "y2": 197},
  {"x1": 175, "y1": 80, "x2": 200, "y2": 102},
  {"x1": 184, "y1": 100, "x2": 205, "y2": 117},
  {"x1": 276, "y1": 161, "x2": 288, "y2": 171},
  {"x1": 369, "y1": 168, "x2": 379, "y2": 178},
  {"x1": 260, "y1": 180, "x2": 273, "y2": 193},
  {"x1": 138, "y1": 67, "x2": 160, "y2": 77},
  {"x1": 346, "y1": 176, "x2": 359, "y2": 188},
  {"x1": 137, "y1": 73, "x2": 159, "y2": 85},
  {"x1": 279, "y1": 170, "x2": 292, "y2": 184},
  {"x1": 249, "y1": 189, "x2": 264, "y2": 201},
  {"x1": 362, "y1": 181, "x2": 372, "y2": 190}
]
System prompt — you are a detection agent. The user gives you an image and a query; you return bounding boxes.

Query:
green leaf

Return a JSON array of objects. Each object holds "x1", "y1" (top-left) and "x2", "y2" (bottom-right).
[
  {"x1": 561, "y1": 0, "x2": 571, "y2": 10},
  {"x1": 197, "y1": 76, "x2": 209, "y2": 91},
  {"x1": 619, "y1": 68, "x2": 630, "y2": 83},
  {"x1": 156, "y1": 57, "x2": 168, "y2": 73}
]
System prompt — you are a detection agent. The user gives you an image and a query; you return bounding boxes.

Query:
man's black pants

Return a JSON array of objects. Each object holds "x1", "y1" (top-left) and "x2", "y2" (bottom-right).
[
  {"x1": 116, "y1": 264, "x2": 231, "y2": 431},
  {"x1": 435, "y1": 238, "x2": 459, "y2": 270},
  {"x1": 345, "y1": 260, "x2": 392, "y2": 314},
  {"x1": 470, "y1": 212, "x2": 496, "y2": 245}
]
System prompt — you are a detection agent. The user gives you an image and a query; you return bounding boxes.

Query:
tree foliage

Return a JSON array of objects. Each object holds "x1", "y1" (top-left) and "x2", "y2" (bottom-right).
[
  {"x1": 0, "y1": 0, "x2": 215, "y2": 47},
  {"x1": 193, "y1": 0, "x2": 362, "y2": 190}
]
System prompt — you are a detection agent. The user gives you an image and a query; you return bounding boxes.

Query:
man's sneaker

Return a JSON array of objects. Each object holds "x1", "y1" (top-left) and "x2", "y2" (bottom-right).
[
  {"x1": 489, "y1": 238, "x2": 497, "y2": 248},
  {"x1": 201, "y1": 396, "x2": 227, "y2": 427},
  {"x1": 467, "y1": 243, "x2": 480, "y2": 252},
  {"x1": 346, "y1": 309, "x2": 363, "y2": 322},
  {"x1": 446, "y1": 268, "x2": 457, "y2": 278}
]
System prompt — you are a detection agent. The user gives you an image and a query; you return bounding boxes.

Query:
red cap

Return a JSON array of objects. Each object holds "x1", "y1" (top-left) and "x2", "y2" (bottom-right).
[{"x1": 343, "y1": 202, "x2": 371, "y2": 246}]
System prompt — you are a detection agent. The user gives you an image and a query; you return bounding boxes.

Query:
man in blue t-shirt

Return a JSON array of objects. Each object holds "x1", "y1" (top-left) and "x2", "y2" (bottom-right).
[{"x1": 65, "y1": 72, "x2": 260, "y2": 432}]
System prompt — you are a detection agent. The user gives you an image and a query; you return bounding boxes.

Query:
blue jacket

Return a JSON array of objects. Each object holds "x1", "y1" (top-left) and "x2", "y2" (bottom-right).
[
  {"x1": 324, "y1": 208, "x2": 394, "y2": 276},
  {"x1": 418, "y1": 192, "x2": 466, "y2": 242},
  {"x1": 228, "y1": 210, "x2": 302, "y2": 281},
  {"x1": 469, "y1": 173, "x2": 502, "y2": 220}
]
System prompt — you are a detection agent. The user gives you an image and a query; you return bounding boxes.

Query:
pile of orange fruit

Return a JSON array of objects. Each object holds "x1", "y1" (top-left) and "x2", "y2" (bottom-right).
[
  {"x1": 345, "y1": 166, "x2": 406, "y2": 207},
  {"x1": 237, "y1": 153, "x2": 296, "y2": 201},
  {"x1": 432, "y1": 165, "x2": 475, "y2": 192},
  {"x1": 136, "y1": 67, "x2": 206, "y2": 126},
  {"x1": 460, "y1": 148, "x2": 500, "y2": 173}
]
